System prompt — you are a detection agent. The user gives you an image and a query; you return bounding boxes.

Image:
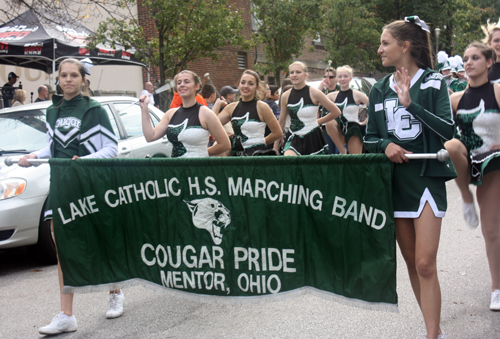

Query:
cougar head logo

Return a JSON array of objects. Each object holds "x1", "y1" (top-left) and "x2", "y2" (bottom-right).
[{"x1": 184, "y1": 198, "x2": 231, "y2": 245}]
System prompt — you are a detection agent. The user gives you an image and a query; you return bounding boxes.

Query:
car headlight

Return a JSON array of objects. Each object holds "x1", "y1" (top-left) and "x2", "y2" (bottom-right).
[{"x1": 0, "y1": 178, "x2": 27, "y2": 200}]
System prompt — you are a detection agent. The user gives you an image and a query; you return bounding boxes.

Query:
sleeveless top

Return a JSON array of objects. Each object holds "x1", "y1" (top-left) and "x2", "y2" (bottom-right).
[
  {"x1": 488, "y1": 63, "x2": 500, "y2": 84},
  {"x1": 231, "y1": 99, "x2": 266, "y2": 149},
  {"x1": 287, "y1": 85, "x2": 319, "y2": 136},
  {"x1": 335, "y1": 89, "x2": 359, "y2": 122},
  {"x1": 166, "y1": 102, "x2": 210, "y2": 158},
  {"x1": 456, "y1": 82, "x2": 500, "y2": 156}
]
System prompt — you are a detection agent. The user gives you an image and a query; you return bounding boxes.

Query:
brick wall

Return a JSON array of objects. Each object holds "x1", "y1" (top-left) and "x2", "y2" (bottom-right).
[{"x1": 137, "y1": 0, "x2": 332, "y2": 91}]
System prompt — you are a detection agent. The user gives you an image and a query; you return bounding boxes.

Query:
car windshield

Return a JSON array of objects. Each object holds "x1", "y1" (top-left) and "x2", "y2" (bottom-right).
[{"x1": 0, "y1": 109, "x2": 47, "y2": 152}]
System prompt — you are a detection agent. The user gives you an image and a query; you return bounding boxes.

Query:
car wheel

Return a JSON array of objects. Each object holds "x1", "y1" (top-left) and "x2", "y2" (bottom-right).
[
  {"x1": 151, "y1": 153, "x2": 167, "y2": 158},
  {"x1": 28, "y1": 200, "x2": 57, "y2": 265}
]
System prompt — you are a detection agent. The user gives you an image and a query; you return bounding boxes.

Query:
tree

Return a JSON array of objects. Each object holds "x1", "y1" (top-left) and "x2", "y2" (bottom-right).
[
  {"x1": 87, "y1": 0, "x2": 246, "y2": 86},
  {"x1": 321, "y1": 0, "x2": 381, "y2": 72},
  {"x1": 251, "y1": 0, "x2": 322, "y2": 79},
  {"x1": 360, "y1": 0, "x2": 493, "y2": 61},
  {"x1": 0, "y1": 0, "x2": 120, "y2": 26}
]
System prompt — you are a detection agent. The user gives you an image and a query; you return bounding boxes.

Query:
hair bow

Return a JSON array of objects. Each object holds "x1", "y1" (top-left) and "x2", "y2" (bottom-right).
[{"x1": 405, "y1": 16, "x2": 430, "y2": 33}]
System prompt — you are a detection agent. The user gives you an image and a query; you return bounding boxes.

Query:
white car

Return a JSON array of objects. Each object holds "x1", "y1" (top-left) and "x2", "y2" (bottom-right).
[{"x1": 0, "y1": 96, "x2": 170, "y2": 264}]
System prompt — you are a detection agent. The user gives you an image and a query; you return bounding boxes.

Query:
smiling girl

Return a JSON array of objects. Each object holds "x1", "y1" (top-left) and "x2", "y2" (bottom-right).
[
  {"x1": 444, "y1": 42, "x2": 500, "y2": 312},
  {"x1": 277, "y1": 61, "x2": 341, "y2": 156},
  {"x1": 483, "y1": 19, "x2": 500, "y2": 83},
  {"x1": 363, "y1": 17, "x2": 456, "y2": 339},
  {"x1": 326, "y1": 65, "x2": 369, "y2": 154},
  {"x1": 214, "y1": 70, "x2": 282, "y2": 156},
  {"x1": 141, "y1": 70, "x2": 230, "y2": 157}
]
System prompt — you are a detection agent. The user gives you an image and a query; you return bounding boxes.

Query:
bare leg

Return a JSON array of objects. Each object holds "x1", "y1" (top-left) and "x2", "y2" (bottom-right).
[
  {"x1": 445, "y1": 139, "x2": 473, "y2": 202},
  {"x1": 52, "y1": 221, "x2": 74, "y2": 316},
  {"x1": 477, "y1": 171, "x2": 500, "y2": 291},
  {"x1": 347, "y1": 136, "x2": 363, "y2": 154},
  {"x1": 284, "y1": 150, "x2": 298, "y2": 156},
  {"x1": 325, "y1": 120, "x2": 346, "y2": 154},
  {"x1": 396, "y1": 203, "x2": 443, "y2": 338}
]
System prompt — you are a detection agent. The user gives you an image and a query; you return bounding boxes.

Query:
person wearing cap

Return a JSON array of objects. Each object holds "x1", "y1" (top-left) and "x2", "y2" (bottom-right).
[
  {"x1": 220, "y1": 85, "x2": 238, "y2": 103},
  {"x1": 2, "y1": 72, "x2": 19, "y2": 108},
  {"x1": 449, "y1": 55, "x2": 467, "y2": 92}
]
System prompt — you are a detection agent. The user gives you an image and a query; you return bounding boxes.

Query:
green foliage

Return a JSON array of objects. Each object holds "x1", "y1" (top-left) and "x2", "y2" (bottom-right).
[
  {"x1": 88, "y1": 0, "x2": 246, "y2": 85},
  {"x1": 321, "y1": 0, "x2": 381, "y2": 72},
  {"x1": 251, "y1": 0, "x2": 322, "y2": 78},
  {"x1": 471, "y1": 0, "x2": 500, "y2": 21}
]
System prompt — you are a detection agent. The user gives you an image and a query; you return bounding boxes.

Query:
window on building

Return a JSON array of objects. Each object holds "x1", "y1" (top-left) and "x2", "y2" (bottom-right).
[
  {"x1": 238, "y1": 53, "x2": 246, "y2": 69},
  {"x1": 312, "y1": 34, "x2": 323, "y2": 46},
  {"x1": 267, "y1": 76, "x2": 276, "y2": 85},
  {"x1": 250, "y1": 2, "x2": 261, "y2": 32}
]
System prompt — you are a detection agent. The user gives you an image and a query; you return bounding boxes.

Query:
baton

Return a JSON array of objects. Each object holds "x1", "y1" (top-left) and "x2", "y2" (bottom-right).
[
  {"x1": 405, "y1": 149, "x2": 449, "y2": 162},
  {"x1": 4, "y1": 157, "x2": 49, "y2": 167}
]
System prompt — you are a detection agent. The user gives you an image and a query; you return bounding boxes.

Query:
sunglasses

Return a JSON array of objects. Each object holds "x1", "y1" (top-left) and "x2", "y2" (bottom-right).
[{"x1": 324, "y1": 76, "x2": 336, "y2": 79}]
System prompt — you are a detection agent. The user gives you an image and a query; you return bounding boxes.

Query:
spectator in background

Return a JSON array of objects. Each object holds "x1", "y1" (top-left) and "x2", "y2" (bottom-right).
[
  {"x1": 2, "y1": 72, "x2": 20, "y2": 108},
  {"x1": 11, "y1": 89, "x2": 26, "y2": 107},
  {"x1": 35, "y1": 85, "x2": 49, "y2": 102},
  {"x1": 220, "y1": 85, "x2": 238, "y2": 103},
  {"x1": 170, "y1": 88, "x2": 207, "y2": 108},
  {"x1": 264, "y1": 85, "x2": 280, "y2": 118},
  {"x1": 201, "y1": 84, "x2": 217, "y2": 109},
  {"x1": 141, "y1": 82, "x2": 155, "y2": 107}
]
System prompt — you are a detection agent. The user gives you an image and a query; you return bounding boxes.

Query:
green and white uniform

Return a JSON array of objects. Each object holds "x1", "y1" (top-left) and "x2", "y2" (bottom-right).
[
  {"x1": 230, "y1": 99, "x2": 267, "y2": 156},
  {"x1": 456, "y1": 82, "x2": 500, "y2": 185},
  {"x1": 364, "y1": 68, "x2": 456, "y2": 218},
  {"x1": 33, "y1": 94, "x2": 118, "y2": 219},
  {"x1": 166, "y1": 102, "x2": 210, "y2": 158},
  {"x1": 283, "y1": 85, "x2": 328, "y2": 155},
  {"x1": 335, "y1": 88, "x2": 365, "y2": 145},
  {"x1": 488, "y1": 63, "x2": 500, "y2": 84},
  {"x1": 449, "y1": 78, "x2": 467, "y2": 92}
]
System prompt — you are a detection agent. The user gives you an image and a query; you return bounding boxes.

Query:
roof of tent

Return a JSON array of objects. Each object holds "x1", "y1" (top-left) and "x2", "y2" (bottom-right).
[{"x1": 0, "y1": 10, "x2": 146, "y2": 74}]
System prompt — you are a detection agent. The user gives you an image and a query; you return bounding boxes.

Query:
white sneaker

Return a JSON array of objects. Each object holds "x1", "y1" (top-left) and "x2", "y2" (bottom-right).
[
  {"x1": 39, "y1": 312, "x2": 77, "y2": 335},
  {"x1": 106, "y1": 291, "x2": 124, "y2": 319},
  {"x1": 462, "y1": 201, "x2": 479, "y2": 228},
  {"x1": 490, "y1": 289, "x2": 500, "y2": 311},
  {"x1": 424, "y1": 331, "x2": 445, "y2": 339}
]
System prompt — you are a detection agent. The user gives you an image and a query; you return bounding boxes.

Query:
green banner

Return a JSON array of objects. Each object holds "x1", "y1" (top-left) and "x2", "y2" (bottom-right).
[{"x1": 50, "y1": 155, "x2": 397, "y2": 310}]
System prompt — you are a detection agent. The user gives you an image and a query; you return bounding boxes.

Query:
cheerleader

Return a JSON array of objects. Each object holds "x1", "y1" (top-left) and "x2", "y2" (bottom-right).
[
  {"x1": 482, "y1": 18, "x2": 500, "y2": 83},
  {"x1": 364, "y1": 16, "x2": 456, "y2": 339},
  {"x1": 444, "y1": 42, "x2": 500, "y2": 311},
  {"x1": 19, "y1": 58, "x2": 121, "y2": 335},
  {"x1": 215, "y1": 70, "x2": 282, "y2": 156},
  {"x1": 141, "y1": 70, "x2": 230, "y2": 157},
  {"x1": 278, "y1": 61, "x2": 341, "y2": 156},
  {"x1": 326, "y1": 65, "x2": 369, "y2": 154}
]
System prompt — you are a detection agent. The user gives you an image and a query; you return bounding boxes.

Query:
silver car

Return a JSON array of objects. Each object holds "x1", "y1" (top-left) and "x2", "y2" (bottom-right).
[{"x1": 0, "y1": 96, "x2": 170, "y2": 264}]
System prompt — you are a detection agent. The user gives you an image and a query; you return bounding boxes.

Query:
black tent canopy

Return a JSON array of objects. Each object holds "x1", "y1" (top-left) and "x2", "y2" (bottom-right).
[{"x1": 0, "y1": 10, "x2": 146, "y2": 81}]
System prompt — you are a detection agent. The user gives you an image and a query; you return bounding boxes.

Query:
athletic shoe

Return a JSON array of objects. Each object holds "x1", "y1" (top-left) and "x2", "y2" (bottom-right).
[
  {"x1": 490, "y1": 289, "x2": 500, "y2": 311},
  {"x1": 106, "y1": 291, "x2": 124, "y2": 318},
  {"x1": 39, "y1": 312, "x2": 77, "y2": 335},
  {"x1": 424, "y1": 331, "x2": 445, "y2": 338},
  {"x1": 462, "y1": 201, "x2": 479, "y2": 228}
]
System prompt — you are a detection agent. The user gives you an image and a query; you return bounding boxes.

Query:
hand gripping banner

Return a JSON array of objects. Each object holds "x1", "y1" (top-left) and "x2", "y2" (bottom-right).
[{"x1": 50, "y1": 155, "x2": 397, "y2": 311}]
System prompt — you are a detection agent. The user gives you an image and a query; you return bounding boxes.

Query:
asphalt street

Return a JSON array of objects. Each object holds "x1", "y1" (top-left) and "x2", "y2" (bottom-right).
[{"x1": 1, "y1": 182, "x2": 499, "y2": 338}]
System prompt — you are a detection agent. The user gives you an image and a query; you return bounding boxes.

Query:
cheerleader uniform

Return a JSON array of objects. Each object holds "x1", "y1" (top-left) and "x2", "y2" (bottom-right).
[
  {"x1": 456, "y1": 82, "x2": 500, "y2": 185},
  {"x1": 283, "y1": 85, "x2": 328, "y2": 155},
  {"x1": 488, "y1": 62, "x2": 500, "y2": 84},
  {"x1": 230, "y1": 99, "x2": 268, "y2": 156},
  {"x1": 334, "y1": 88, "x2": 365, "y2": 146},
  {"x1": 364, "y1": 68, "x2": 456, "y2": 218},
  {"x1": 33, "y1": 94, "x2": 118, "y2": 220},
  {"x1": 166, "y1": 103, "x2": 210, "y2": 158}
]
